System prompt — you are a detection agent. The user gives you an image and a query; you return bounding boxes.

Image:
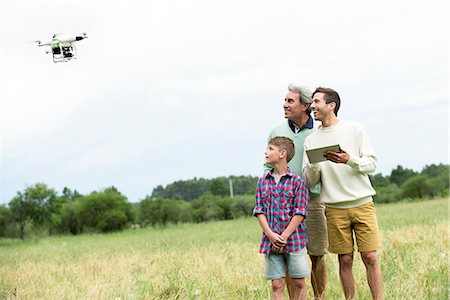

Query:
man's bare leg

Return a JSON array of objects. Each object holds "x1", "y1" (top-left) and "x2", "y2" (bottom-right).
[
  {"x1": 338, "y1": 253, "x2": 355, "y2": 300},
  {"x1": 310, "y1": 255, "x2": 326, "y2": 299},
  {"x1": 361, "y1": 251, "x2": 382, "y2": 300}
]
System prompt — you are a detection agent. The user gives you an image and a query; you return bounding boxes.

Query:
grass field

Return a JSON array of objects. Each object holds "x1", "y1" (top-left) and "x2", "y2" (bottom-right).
[{"x1": 0, "y1": 198, "x2": 448, "y2": 299}]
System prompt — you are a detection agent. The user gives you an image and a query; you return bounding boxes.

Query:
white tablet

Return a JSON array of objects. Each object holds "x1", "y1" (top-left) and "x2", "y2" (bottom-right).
[{"x1": 306, "y1": 144, "x2": 341, "y2": 163}]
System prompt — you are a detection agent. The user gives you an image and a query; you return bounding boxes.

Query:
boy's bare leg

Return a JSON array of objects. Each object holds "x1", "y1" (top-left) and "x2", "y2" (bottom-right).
[
  {"x1": 338, "y1": 253, "x2": 356, "y2": 300},
  {"x1": 361, "y1": 251, "x2": 382, "y2": 300},
  {"x1": 310, "y1": 255, "x2": 326, "y2": 299},
  {"x1": 290, "y1": 277, "x2": 307, "y2": 300},
  {"x1": 286, "y1": 275, "x2": 294, "y2": 299},
  {"x1": 272, "y1": 278, "x2": 286, "y2": 300}
]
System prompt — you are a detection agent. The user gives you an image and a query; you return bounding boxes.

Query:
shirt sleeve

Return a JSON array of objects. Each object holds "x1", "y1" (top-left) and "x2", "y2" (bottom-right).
[
  {"x1": 292, "y1": 178, "x2": 309, "y2": 217},
  {"x1": 302, "y1": 140, "x2": 322, "y2": 187},
  {"x1": 253, "y1": 178, "x2": 265, "y2": 216},
  {"x1": 346, "y1": 125, "x2": 377, "y2": 174}
]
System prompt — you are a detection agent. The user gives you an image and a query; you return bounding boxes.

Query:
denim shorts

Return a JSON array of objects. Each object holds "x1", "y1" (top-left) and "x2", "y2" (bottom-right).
[{"x1": 264, "y1": 248, "x2": 310, "y2": 280}]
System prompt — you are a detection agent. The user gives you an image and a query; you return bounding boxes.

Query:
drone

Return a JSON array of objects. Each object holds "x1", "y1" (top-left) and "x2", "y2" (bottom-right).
[{"x1": 35, "y1": 33, "x2": 88, "y2": 63}]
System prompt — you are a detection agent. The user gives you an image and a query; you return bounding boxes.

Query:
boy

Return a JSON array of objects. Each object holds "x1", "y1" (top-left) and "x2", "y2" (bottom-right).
[{"x1": 253, "y1": 136, "x2": 310, "y2": 300}]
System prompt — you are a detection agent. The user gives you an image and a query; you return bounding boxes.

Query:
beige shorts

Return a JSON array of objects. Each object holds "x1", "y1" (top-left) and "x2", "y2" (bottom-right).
[
  {"x1": 306, "y1": 197, "x2": 328, "y2": 256},
  {"x1": 325, "y1": 202, "x2": 381, "y2": 254}
]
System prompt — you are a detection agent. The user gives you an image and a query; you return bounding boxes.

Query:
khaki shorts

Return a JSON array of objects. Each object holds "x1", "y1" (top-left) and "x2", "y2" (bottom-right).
[
  {"x1": 306, "y1": 197, "x2": 328, "y2": 256},
  {"x1": 325, "y1": 202, "x2": 381, "y2": 254}
]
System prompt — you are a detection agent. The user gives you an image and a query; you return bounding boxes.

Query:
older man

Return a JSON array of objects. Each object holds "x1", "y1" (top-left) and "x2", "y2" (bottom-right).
[{"x1": 265, "y1": 83, "x2": 328, "y2": 299}]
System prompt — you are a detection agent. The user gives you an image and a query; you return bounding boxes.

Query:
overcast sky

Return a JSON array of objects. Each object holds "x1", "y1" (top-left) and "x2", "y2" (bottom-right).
[{"x1": 0, "y1": 0, "x2": 448, "y2": 203}]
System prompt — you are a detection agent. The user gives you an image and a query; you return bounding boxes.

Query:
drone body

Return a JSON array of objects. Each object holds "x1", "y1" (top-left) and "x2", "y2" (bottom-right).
[{"x1": 36, "y1": 33, "x2": 88, "y2": 63}]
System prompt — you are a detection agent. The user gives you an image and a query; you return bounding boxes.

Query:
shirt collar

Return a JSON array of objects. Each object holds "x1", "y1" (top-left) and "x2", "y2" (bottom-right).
[
  {"x1": 288, "y1": 115, "x2": 314, "y2": 133},
  {"x1": 265, "y1": 167, "x2": 295, "y2": 179}
]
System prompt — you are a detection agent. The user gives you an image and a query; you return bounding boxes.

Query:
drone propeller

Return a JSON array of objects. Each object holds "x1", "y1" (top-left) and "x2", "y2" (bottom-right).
[
  {"x1": 52, "y1": 33, "x2": 64, "y2": 39},
  {"x1": 31, "y1": 40, "x2": 44, "y2": 46},
  {"x1": 32, "y1": 40, "x2": 52, "y2": 47}
]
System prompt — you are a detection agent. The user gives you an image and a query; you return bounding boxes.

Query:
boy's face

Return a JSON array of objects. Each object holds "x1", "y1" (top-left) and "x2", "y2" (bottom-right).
[{"x1": 265, "y1": 144, "x2": 284, "y2": 164}]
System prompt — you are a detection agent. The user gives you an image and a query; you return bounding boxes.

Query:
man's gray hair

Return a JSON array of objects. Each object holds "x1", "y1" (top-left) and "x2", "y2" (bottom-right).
[{"x1": 288, "y1": 83, "x2": 313, "y2": 105}]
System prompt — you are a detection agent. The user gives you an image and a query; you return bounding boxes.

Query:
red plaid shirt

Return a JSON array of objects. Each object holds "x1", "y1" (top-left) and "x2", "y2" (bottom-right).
[{"x1": 253, "y1": 168, "x2": 309, "y2": 254}]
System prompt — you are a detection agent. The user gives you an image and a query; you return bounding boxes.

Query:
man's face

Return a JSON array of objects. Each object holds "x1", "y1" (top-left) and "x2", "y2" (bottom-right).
[
  {"x1": 311, "y1": 92, "x2": 332, "y2": 121},
  {"x1": 284, "y1": 91, "x2": 306, "y2": 120}
]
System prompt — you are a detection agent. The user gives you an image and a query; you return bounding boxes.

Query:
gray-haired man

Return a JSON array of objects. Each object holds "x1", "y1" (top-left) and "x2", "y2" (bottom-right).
[{"x1": 265, "y1": 83, "x2": 328, "y2": 299}]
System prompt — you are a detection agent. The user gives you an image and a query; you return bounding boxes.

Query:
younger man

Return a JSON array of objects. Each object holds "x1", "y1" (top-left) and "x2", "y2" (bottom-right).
[
  {"x1": 254, "y1": 137, "x2": 310, "y2": 300},
  {"x1": 303, "y1": 87, "x2": 382, "y2": 300}
]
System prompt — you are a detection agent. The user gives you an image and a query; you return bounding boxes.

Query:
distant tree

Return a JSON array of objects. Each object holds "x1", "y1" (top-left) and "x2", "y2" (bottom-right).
[
  {"x1": 420, "y1": 164, "x2": 449, "y2": 197},
  {"x1": 369, "y1": 173, "x2": 390, "y2": 187},
  {"x1": 216, "y1": 197, "x2": 234, "y2": 220},
  {"x1": 191, "y1": 194, "x2": 226, "y2": 222},
  {"x1": 229, "y1": 175, "x2": 259, "y2": 195},
  {"x1": 55, "y1": 200, "x2": 82, "y2": 235},
  {"x1": 78, "y1": 187, "x2": 134, "y2": 232},
  {"x1": 427, "y1": 175, "x2": 449, "y2": 197},
  {"x1": 421, "y1": 163, "x2": 449, "y2": 178},
  {"x1": 373, "y1": 184, "x2": 401, "y2": 204},
  {"x1": 395, "y1": 164, "x2": 450, "y2": 200},
  {"x1": 142, "y1": 197, "x2": 194, "y2": 227},
  {"x1": 61, "y1": 187, "x2": 83, "y2": 201},
  {"x1": 8, "y1": 197, "x2": 28, "y2": 239},
  {"x1": 151, "y1": 185, "x2": 165, "y2": 199},
  {"x1": 9, "y1": 183, "x2": 57, "y2": 239},
  {"x1": 151, "y1": 179, "x2": 210, "y2": 201},
  {"x1": 0, "y1": 205, "x2": 12, "y2": 237},
  {"x1": 139, "y1": 196, "x2": 157, "y2": 226},
  {"x1": 210, "y1": 178, "x2": 228, "y2": 196},
  {"x1": 400, "y1": 175, "x2": 434, "y2": 199},
  {"x1": 149, "y1": 175, "x2": 258, "y2": 201},
  {"x1": 390, "y1": 165, "x2": 418, "y2": 186},
  {"x1": 230, "y1": 195, "x2": 254, "y2": 218}
]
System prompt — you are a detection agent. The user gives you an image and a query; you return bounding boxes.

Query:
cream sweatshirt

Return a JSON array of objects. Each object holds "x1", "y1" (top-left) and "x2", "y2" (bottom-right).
[{"x1": 303, "y1": 120, "x2": 377, "y2": 206}]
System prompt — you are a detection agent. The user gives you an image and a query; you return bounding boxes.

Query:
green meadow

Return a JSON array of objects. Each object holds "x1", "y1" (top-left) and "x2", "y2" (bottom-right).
[{"x1": 0, "y1": 198, "x2": 448, "y2": 299}]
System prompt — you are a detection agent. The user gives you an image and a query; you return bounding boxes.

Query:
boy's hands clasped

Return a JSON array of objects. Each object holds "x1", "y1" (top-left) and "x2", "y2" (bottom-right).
[{"x1": 267, "y1": 231, "x2": 288, "y2": 253}]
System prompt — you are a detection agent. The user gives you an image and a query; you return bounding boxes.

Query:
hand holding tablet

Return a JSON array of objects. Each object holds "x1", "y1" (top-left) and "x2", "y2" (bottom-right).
[{"x1": 306, "y1": 144, "x2": 341, "y2": 163}]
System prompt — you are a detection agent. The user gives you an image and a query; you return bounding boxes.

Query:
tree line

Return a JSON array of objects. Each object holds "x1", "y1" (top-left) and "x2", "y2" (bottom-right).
[
  {"x1": 0, "y1": 164, "x2": 447, "y2": 239},
  {"x1": 150, "y1": 175, "x2": 258, "y2": 200},
  {"x1": 370, "y1": 163, "x2": 448, "y2": 203}
]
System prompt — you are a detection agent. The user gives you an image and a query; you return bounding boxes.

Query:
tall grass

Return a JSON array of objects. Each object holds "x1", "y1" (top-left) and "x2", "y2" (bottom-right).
[{"x1": 0, "y1": 198, "x2": 447, "y2": 299}]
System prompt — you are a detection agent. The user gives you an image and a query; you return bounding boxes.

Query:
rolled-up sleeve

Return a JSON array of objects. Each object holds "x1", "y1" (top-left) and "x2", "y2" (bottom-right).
[
  {"x1": 292, "y1": 178, "x2": 309, "y2": 218},
  {"x1": 253, "y1": 178, "x2": 265, "y2": 216}
]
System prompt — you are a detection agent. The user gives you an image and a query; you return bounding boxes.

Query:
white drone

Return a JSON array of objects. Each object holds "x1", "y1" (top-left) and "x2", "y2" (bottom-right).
[{"x1": 35, "y1": 33, "x2": 88, "y2": 63}]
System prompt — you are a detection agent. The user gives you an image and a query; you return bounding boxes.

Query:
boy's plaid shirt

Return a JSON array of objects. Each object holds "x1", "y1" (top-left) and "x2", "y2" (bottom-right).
[{"x1": 253, "y1": 168, "x2": 309, "y2": 254}]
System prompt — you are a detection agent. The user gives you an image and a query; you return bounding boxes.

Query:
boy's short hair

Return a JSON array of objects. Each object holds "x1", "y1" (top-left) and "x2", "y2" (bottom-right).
[{"x1": 268, "y1": 136, "x2": 295, "y2": 163}]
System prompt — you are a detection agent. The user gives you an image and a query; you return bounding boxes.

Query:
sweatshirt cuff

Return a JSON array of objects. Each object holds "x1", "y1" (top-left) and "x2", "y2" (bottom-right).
[{"x1": 346, "y1": 155, "x2": 357, "y2": 167}]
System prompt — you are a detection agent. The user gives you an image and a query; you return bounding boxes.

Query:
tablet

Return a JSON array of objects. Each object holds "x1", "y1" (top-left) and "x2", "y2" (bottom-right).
[{"x1": 306, "y1": 144, "x2": 341, "y2": 163}]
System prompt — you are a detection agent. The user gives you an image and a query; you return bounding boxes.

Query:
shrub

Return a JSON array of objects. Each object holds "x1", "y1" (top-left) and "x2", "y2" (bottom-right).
[{"x1": 78, "y1": 187, "x2": 134, "y2": 233}]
